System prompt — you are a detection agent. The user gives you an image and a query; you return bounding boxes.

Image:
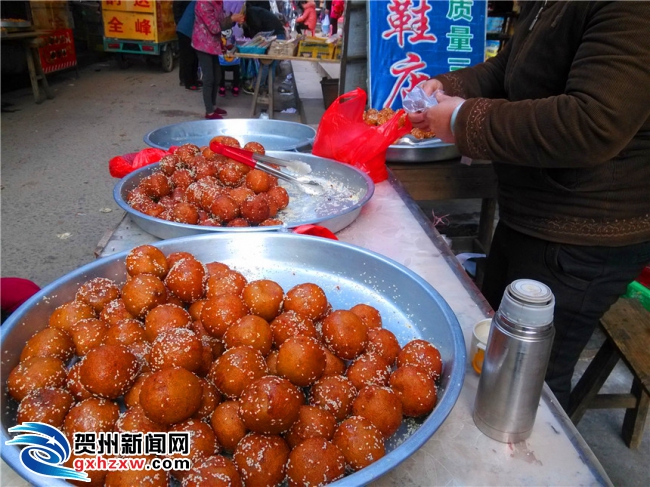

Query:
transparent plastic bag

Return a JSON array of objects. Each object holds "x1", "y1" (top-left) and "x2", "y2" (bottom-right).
[{"x1": 402, "y1": 85, "x2": 441, "y2": 113}]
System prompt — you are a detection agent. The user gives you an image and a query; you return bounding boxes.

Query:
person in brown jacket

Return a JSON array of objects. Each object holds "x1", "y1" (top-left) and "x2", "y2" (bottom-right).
[{"x1": 409, "y1": 1, "x2": 650, "y2": 410}]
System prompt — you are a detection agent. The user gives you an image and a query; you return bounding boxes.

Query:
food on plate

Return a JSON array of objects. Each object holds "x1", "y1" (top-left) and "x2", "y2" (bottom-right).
[
  {"x1": 286, "y1": 437, "x2": 346, "y2": 487},
  {"x1": 16, "y1": 387, "x2": 74, "y2": 427},
  {"x1": 332, "y1": 415, "x2": 386, "y2": 471},
  {"x1": 5, "y1": 245, "x2": 446, "y2": 485},
  {"x1": 139, "y1": 367, "x2": 203, "y2": 424},
  {"x1": 125, "y1": 140, "x2": 288, "y2": 227}
]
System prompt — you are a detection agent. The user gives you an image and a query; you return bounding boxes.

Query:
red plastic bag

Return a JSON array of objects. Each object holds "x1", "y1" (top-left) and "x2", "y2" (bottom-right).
[
  {"x1": 312, "y1": 88, "x2": 412, "y2": 183},
  {"x1": 109, "y1": 148, "x2": 169, "y2": 178}
]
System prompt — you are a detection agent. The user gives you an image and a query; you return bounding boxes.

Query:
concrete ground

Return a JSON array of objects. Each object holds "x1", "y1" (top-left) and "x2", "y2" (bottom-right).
[{"x1": 1, "y1": 58, "x2": 648, "y2": 485}]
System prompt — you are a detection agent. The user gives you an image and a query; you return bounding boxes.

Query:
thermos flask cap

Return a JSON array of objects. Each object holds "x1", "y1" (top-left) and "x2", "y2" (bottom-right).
[{"x1": 498, "y1": 279, "x2": 554, "y2": 327}]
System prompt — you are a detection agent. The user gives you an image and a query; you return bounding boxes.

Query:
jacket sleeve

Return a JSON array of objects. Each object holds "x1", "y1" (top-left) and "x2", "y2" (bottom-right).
[
  {"x1": 453, "y1": 2, "x2": 650, "y2": 168},
  {"x1": 196, "y1": 1, "x2": 224, "y2": 35}
]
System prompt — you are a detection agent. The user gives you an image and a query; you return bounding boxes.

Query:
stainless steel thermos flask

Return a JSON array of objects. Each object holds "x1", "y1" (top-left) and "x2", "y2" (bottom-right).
[{"x1": 473, "y1": 279, "x2": 555, "y2": 443}]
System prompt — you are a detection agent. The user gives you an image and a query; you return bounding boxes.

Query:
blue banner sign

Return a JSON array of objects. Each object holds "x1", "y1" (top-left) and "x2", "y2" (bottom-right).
[{"x1": 368, "y1": 0, "x2": 487, "y2": 110}]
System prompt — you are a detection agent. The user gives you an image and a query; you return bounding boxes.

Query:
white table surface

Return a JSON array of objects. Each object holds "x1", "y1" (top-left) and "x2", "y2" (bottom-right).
[{"x1": 1, "y1": 175, "x2": 610, "y2": 487}]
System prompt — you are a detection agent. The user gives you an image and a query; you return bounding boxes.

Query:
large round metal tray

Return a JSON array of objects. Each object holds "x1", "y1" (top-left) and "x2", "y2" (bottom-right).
[
  {"x1": 143, "y1": 119, "x2": 316, "y2": 152},
  {"x1": 0, "y1": 232, "x2": 466, "y2": 487},
  {"x1": 386, "y1": 137, "x2": 461, "y2": 163},
  {"x1": 114, "y1": 151, "x2": 374, "y2": 239}
]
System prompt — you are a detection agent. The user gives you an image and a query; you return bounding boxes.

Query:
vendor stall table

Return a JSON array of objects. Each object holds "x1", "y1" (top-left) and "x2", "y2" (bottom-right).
[
  {"x1": 235, "y1": 52, "x2": 339, "y2": 120},
  {"x1": 0, "y1": 171, "x2": 608, "y2": 487},
  {"x1": 1, "y1": 30, "x2": 55, "y2": 104}
]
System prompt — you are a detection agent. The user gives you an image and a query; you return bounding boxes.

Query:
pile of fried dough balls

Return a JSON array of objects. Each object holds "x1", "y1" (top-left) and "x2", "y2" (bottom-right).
[
  {"x1": 127, "y1": 137, "x2": 290, "y2": 228},
  {"x1": 7, "y1": 244, "x2": 443, "y2": 487}
]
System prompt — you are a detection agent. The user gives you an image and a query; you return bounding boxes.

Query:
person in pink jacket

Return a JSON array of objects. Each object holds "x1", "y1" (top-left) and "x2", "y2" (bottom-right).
[
  {"x1": 295, "y1": 1, "x2": 317, "y2": 36},
  {"x1": 192, "y1": 0, "x2": 243, "y2": 119}
]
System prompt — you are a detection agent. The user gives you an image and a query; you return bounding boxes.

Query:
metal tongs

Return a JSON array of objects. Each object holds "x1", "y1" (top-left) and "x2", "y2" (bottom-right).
[{"x1": 209, "y1": 142, "x2": 324, "y2": 196}]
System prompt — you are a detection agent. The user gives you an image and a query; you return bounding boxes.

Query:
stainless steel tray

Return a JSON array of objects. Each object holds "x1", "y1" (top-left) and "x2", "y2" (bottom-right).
[
  {"x1": 143, "y1": 119, "x2": 316, "y2": 152},
  {"x1": 386, "y1": 137, "x2": 461, "y2": 163},
  {"x1": 113, "y1": 151, "x2": 374, "y2": 239},
  {"x1": 0, "y1": 233, "x2": 466, "y2": 487}
]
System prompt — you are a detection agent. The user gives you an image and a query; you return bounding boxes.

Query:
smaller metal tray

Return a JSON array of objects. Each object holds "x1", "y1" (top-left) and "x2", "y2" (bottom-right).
[
  {"x1": 386, "y1": 136, "x2": 461, "y2": 163},
  {"x1": 114, "y1": 152, "x2": 374, "y2": 239},
  {"x1": 143, "y1": 119, "x2": 316, "y2": 152}
]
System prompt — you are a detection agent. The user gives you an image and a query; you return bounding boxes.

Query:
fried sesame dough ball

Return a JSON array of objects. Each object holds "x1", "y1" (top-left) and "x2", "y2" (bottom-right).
[
  {"x1": 321, "y1": 310, "x2": 368, "y2": 360},
  {"x1": 150, "y1": 328, "x2": 204, "y2": 373},
  {"x1": 64, "y1": 453, "x2": 109, "y2": 486},
  {"x1": 105, "y1": 468, "x2": 169, "y2": 487},
  {"x1": 139, "y1": 367, "x2": 203, "y2": 425},
  {"x1": 286, "y1": 438, "x2": 346, "y2": 487},
  {"x1": 228, "y1": 186, "x2": 255, "y2": 206},
  {"x1": 218, "y1": 162, "x2": 246, "y2": 187},
  {"x1": 17, "y1": 387, "x2": 74, "y2": 427},
  {"x1": 69, "y1": 318, "x2": 108, "y2": 356},
  {"x1": 126, "y1": 244, "x2": 169, "y2": 278},
  {"x1": 200, "y1": 293, "x2": 249, "y2": 338},
  {"x1": 208, "y1": 346, "x2": 268, "y2": 399},
  {"x1": 309, "y1": 375, "x2": 357, "y2": 422},
  {"x1": 397, "y1": 339, "x2": 443, "y2": 381},
  {"x1": 104, "y1": 318, "x2": 146, "y2": 347},
  {"x1": 233, "y1": 433, "x2": 290, "y2": 487},
  {"x1": 190, "y1": 320, "x2": 224, "y2": 358},
  {"x1": 332, "y1": 416, "x2": 385, "y2": 471},
  {"x1": 159, "y1": 154, "x2": 180, "y2": 176},
  {"x1": 243, "y1": 141, "x2": 265, "y2": 154},
  {"x1": 352, "y1": 385, "x2": 403, "y2": 438},
  {"x1": 389, "y1": 365, "x2": 437, "y2": 417},
  {"x1": 165, "y1": 257, "x2": 207, "y2": 303},
  {"x1": 222, "y1": 315, "x2": 273, "y2": 356},
  {"x1": 140, "y1": 172, "x2": 172, "y2": 199},
  {"x1": 66, "y1": 361, "x2": 92, "y2": 401},
  {"x1": 276, "y1": 336, "x2": 326, "y2": 387},
  {"x1": 210, "y1": 135, "x2": 241, "y2": 148},
  {"x1": 121, "y1": 274, "x2": 168, "y2": 319},
  {"x1": 144, "y1": 303, "x2": 192, "y2": 341},
  {"x1": 346, "y1": 352, "x2": 392, "y2": 390},
  {"x1": 171, "y1": 202, "x2": 200, "y2": 225},
  {"x1": 239, "y1": 375, "x2": 304, "y2": 435},
  {"x1": 182, "y1": 455, "x2": 242, "y2": 487},
  {"x1": 226, "y1": 217, "x2": 250, "y2": 227},
  {"x1": 7, "y1": 356, "x2": 67, "y2": 401},
  {"x1": 205, "y1": 269, "x2": 247, "y2": 298},
  {"x1": 168, "y1": 418, "x2": 220, "y2": 478},
  {"x1": 245, "y1": 169, "x2": 272, "y2": 193},
  {"x1": 284, "y1": 283, "x2": 329, "y2": 321},
  {"x1": 127, "y1": 340, "x2": 152, "y2": 371},
  {"x1": 349, "y1": 303, "x2": 382, "y2": 329},
  {"x1": 205, "y1": 261, "x2": 231, "y2": 277},
  {"x1": 242, "y1": 279, "x2": 284, "y2": 321},
  {"x1": 365, "y1": 327, "x2": 401, "y2": 366},
  {"x1": 194, "y1": 377, "x2": 221, "y2": 420},
  {"x1": 266, "y1": 186, "x2": 289, "y2": 211},
  {"x1": 210, "y1": 400, "x2": 248, "y2": 454},
  {"x1": 322, "y1": 347, "x2": 346, "y2": 377},
  {"x1": 20, "y1": 327, "x2": 75, "y2": 363},
  {"x1": 240, "y1": 194, "x2": 270, "y2": 225},
  {"x1": 285, "y1": 405, "x2": 337, "y2": 449},
  {"x1": 115, "y1": 404, "x2": 167, "y2": 434},
  {"x1": 270, "y1": 310, "x2": 319, "y2": 347},
  {"x1": 171, "y1": 168, "x2": 194, "y2": 191},
  {"x1": 176, "y1": 143, "x2": 201, "y2": 163},
  {"x1": 100, "y1": 299, "x2": 135, "y2": 326},
  {"x1": 188, "y1": 299, "x2": 206, "y2": 322},
  {"x1": 79, "y1": 345, "x2": 140, "y2": 399},
  {"x1": 195, "y1": 162, "x2": 218, "y2": 180},
  {"x1": 75, "y1": 277, "x2": 121, "y2": 313},
  {"x1": 63, "y1": 397, "x2": 120, "y2": 440},
  {"x1": 49, "y1": 300, "x2": 96, "y2": 333}
]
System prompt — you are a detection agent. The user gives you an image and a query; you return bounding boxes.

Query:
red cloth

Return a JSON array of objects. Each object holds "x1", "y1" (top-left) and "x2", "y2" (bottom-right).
[
  {"x1": 109, "y1": 148, "x2": 169, "y2": 178},
  {"x1": 1, "y1": 278, "x2": 40, "y2": 314},
  {"x1": 293, "y1": 224, "x2": 338, "y2": 240}
]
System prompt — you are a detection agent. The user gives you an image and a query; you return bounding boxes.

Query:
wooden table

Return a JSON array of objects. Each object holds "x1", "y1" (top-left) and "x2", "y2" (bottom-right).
[
  {"x1": 1, "y1": 30, "x2": 55, "y2": 104},
  {"x1": 236, "y1": 52, "x2": 339, "y2": 120}
]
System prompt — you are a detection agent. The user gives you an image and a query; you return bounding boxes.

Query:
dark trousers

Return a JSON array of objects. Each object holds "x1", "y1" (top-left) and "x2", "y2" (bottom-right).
[
  {"x1": 196, "y1": 51, "x2": 222, "y2": 114},
  {"x1": 481, "y1": 222, "x2": 650, "y2": 410},
  {"x1": 177, "y1": 33, "x2": 198, "y2": 87},
  {"x1": 219, "y1": 65, "x2": 240, "y2": 88}
]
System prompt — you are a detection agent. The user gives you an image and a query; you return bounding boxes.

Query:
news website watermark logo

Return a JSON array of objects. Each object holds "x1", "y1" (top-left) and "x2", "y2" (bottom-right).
[
  {"x1": 5, "y1": 422, "x2": 90, "y2": 483},
  {"x1": 5, "y1": 422, "x2": 192, "y2": 481}
]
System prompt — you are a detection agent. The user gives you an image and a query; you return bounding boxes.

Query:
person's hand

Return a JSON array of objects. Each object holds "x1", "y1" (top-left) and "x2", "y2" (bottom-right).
[
  {"x1": 425, "y1": 91, "x2": 466, "y2": 143},
  {"x1": 231, "y1": 13, "x2": 245, "y2": 23},
  {"x1": 406, "y1": 79, "x2": 445, "y2": 129},
  {"x1": 419, "y1": 79, "x2": 444, "y2": 96}
]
